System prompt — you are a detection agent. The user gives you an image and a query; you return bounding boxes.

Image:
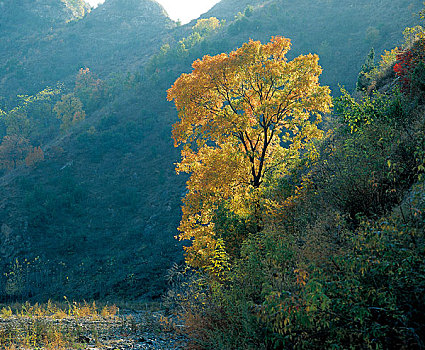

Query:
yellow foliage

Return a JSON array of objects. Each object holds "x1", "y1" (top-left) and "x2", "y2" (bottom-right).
[
  {"x1": 192, "y1": 17, "x2": 221, "y2": 35},
  {"x1": 294, "y1": 268, "x2": 308, "y2": 286},
  {"x1": 403, "y1": 25, "x2": 425, "y2": 48},
  {"x1": 206, "y1": 238, "x2": 231, "y2": 281},
  {"x1": 168, "y1": 36, "x2": 332, "y2": 271}
]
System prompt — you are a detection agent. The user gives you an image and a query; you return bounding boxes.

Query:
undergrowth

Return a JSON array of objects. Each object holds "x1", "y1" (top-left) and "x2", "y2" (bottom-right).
[{"x1": 0, "y1": 299, "x2": 118, "y2": 349}]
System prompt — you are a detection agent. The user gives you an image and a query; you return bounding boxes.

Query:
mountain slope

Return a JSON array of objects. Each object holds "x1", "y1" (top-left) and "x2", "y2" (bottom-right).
[
  {"x1": 0, "y1": 0, "x2": 423, "y2": 301},
  {"x1": 0, "y1": 0, "x2": 179, "y2": 301},
  {"x1": 0, "y1": 0, "x2": 173, "y2": 99},
  {"x1": 200, "y1": 0, "x2": 261, "y2": 21},
  {"x1": 201, "y1": 0, "x2": 423, "y2": 91},
  {"x1": 0, "y1": 0, "x2": 90, "y2": 31}
]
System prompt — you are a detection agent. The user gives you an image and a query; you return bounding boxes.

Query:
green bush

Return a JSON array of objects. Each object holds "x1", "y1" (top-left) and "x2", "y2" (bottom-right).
[{"x1": 317, "y1": 89, "x2": 420, "y2": 223}]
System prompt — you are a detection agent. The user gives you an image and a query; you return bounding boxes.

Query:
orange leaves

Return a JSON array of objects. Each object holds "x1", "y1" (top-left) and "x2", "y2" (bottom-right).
[
  {"x1": 169, "y1": 36, "x2": 331, "y2": 151},
  {"x1": 0, "y1": 135, "x2": 44, "y2": 170},
  {"x1": 294, "y1": 268, "x2": 309, "y2": 287},
  {"x1": 262, "y1": 36, "x2": 291, "y2": 60},
  {"x1": 168, "y1": 36, "x2": 332, "y2": 271},
  {"x1": 53, "y1": 93, "x2": 85, "y2": 131},
  {"x1": 25, "y1": 146, "x2": 44, "y2": 167},
  {"x1": 0, "y1": 135, "x2": 31, "y2": 170}
]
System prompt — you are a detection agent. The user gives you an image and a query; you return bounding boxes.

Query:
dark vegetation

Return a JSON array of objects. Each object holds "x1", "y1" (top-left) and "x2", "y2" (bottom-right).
[{"x1": 0, "y1": 0, "x2": 423, "y2": 324}]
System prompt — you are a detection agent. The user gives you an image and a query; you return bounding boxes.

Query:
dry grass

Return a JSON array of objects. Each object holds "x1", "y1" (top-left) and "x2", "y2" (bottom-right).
[{"x1": 0, "y1": 299, "x2": 119, "y2": 349}]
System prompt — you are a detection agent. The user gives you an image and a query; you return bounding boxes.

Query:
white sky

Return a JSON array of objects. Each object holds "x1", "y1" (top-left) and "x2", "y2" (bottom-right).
[{"x1": 86, "y1": 0, "x2": 221, "y2": 24}]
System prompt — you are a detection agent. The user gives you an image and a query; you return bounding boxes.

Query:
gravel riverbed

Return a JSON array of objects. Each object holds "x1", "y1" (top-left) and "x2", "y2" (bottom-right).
[{"x1": 0, "y1": 309, "x2": 186, "y2": 350}]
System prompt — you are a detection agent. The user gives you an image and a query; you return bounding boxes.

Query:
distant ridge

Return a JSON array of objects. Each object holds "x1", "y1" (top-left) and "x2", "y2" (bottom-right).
[{"x1": 0, "y1": 0, "x2": 173, "y2": 97}]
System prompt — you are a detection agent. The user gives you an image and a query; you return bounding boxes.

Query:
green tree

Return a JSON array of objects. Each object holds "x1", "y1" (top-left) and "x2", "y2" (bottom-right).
[
  {"x1": 356, "y1": 47, "x2": 376, "y2": 91},
  {"x1": 74, "y1": 68, "x2": 106, "y2": 112},
  {"x1": 3, "y1": 109, "x2": 31, "y2": 137}
]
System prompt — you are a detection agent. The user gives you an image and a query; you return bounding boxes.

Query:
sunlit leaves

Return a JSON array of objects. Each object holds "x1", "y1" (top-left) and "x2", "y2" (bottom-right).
[
  {"x1": 168, "y1": 36, "x2": 332, "y2": 271},
  {"x1": 192, "y1": 17, "x2": 221, "y2": 36}
]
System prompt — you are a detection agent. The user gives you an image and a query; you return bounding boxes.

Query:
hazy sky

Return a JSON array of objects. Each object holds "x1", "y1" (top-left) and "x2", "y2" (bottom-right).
[{"x1": 86, "y1": 0, "x2": 221, "y2": 24}]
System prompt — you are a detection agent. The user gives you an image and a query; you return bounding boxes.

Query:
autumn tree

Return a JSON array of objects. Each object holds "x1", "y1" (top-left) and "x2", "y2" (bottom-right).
[
  {"x1": 3, "y1": 109, "x2": 31, "y2": 137},
  {"x1": 2, "y1": 87, "x2": 61, "y2": 138},
  {"x1": 168, "y1": 36, "x2": 332, "y2": 270},
  {"x1": 0, "y1": 135, "x2": 31, "y2": 170},
  {"x1": 53, "y1": 93, "x2": 85, "y2": 131},
  {"x1": 192, "y1": 17, "x2": 221, "y2": 36},
  {"x1": 356, "y1": 48, "x2": 376, "y2": 91},
  {"x1": 25, "y1": 146, "x2": 44, "y2": 167},
  {"x1": 74, "y1": 68, "x2": 106, "y2": 112},
  {"x1": 0, "y1": 87, "x2": 60, "y2": 171}
]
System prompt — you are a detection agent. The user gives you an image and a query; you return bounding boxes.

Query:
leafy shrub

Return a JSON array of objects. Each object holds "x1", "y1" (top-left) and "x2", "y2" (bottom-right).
[
  {"x1": 53, "y1": 93, "x2": 85, "y2": 131},
  {"x1": 321, "y1": 88, "x2": 421, "y2": 223},
  {"x1": 394, "y1": 34, "x2": 425, "y2": 98},
  {"x1": 356, "y1": 48, "x2": 376, "y2": 91},
  {"x1": 174, "y1": 176, "x2": 425, "y2": 349}
]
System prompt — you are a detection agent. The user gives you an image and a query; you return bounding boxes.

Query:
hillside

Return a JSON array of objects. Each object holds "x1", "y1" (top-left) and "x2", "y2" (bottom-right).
[
  {"x1": 0, "y1": 0, "x2": 91, "y2": 96},
  {"x1": 200, "y1": 0, "x2": 261, "y2": 21},
  {"x1": 0, "y1": 0, "x2": 90, "y2": 31},
  {"x1": 0, "y1": 0, "x2": 173, "y2": 99},
  {"x1": 0, "y1": 0, "x2": 423, "y2": 302},
  {"x1": 193, "y1": 0, "x2": 423, "y2": 92},
  {"x1": 0, "y1": 0, "x2": 180, "y2": 301}
]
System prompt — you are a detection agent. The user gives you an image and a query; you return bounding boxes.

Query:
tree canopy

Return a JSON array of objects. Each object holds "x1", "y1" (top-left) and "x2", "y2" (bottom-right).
[{"x1": 168, "y1": 36, "x2": 332, "y2": 269}]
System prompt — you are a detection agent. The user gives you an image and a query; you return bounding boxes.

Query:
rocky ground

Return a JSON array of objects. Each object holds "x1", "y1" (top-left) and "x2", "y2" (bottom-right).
[{"x1": 0, "y1": 309, "x2": 186, "y2": 349}]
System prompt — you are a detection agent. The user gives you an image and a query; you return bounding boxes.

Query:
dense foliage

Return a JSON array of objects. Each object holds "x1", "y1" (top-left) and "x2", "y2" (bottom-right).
[
  {"x1": 168, "y1": 37, "x2": 332, "y2": 270},
  {"x1": 166, "y1": 24, "x2": 425, "y2": 350}
]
